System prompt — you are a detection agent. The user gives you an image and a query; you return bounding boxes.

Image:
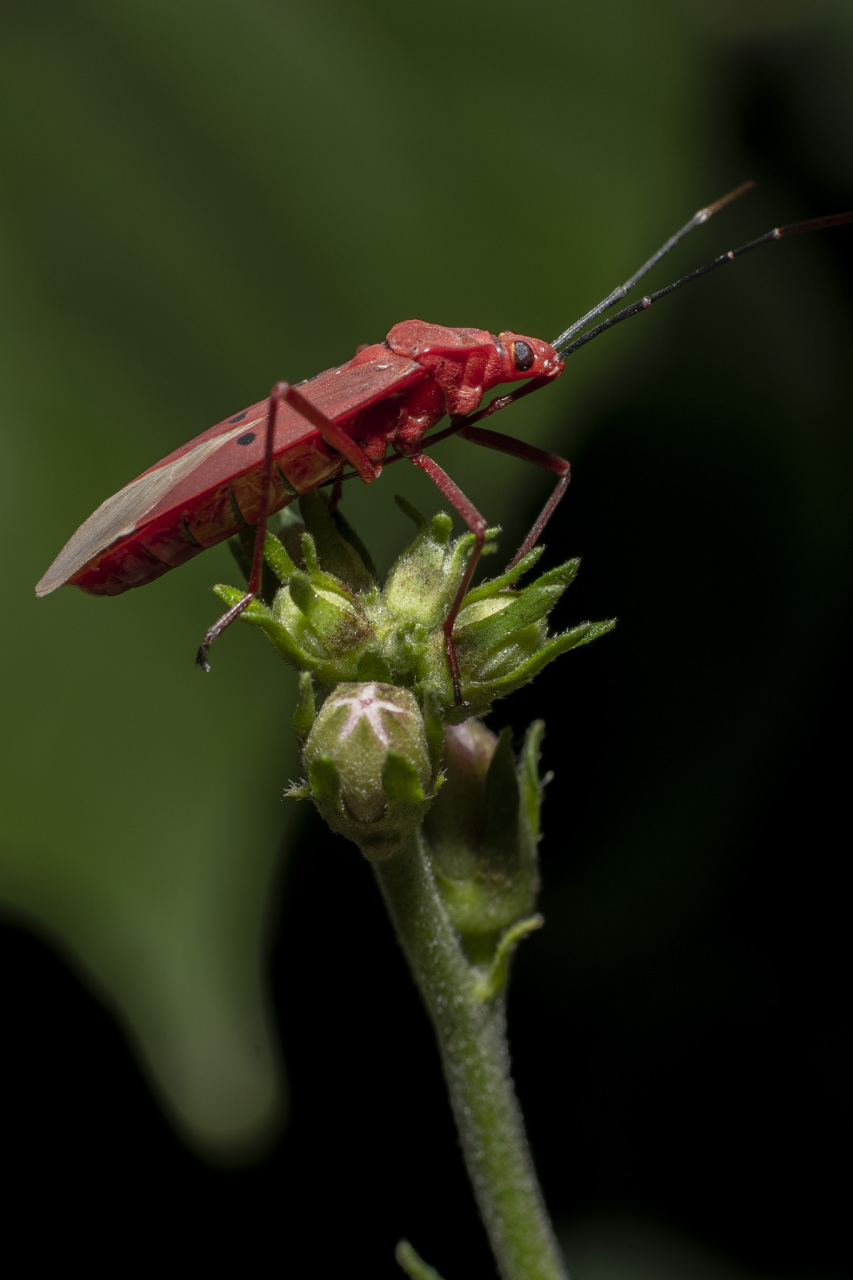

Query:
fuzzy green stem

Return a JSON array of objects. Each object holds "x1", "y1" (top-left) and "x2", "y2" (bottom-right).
[{"x1": 373, "y1": 832, "x2": 568, "y2": 1280}]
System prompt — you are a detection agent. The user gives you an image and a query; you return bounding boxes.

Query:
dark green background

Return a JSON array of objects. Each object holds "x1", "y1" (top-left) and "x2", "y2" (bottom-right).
[{"x1": 1, "y1": 3, "x2": 851, "y2": 1276}]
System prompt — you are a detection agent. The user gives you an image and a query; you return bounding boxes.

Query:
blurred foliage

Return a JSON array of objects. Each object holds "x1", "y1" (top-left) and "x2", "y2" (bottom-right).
[{"x1": 1, "y1": 0, "x2": 851, "y2": 1274}]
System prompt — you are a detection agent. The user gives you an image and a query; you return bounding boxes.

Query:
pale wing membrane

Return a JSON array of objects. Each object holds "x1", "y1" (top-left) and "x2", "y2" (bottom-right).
[{"x1": 35, "y1": 420, "x2": 263, "y2": 596}]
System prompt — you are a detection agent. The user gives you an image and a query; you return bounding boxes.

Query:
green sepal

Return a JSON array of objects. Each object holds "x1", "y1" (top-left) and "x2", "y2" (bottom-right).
[
  {"x1": 420, "y1": 682, "x2": 445, "y2": 786},
  {"x1": 225, "y1": 524, "x2": 299, "y2": 598},
  {"x1": 463, "y1": 617, "x2": 617, "y2": 708},
  {"x1": 211, "y1": 584, "x2": 272, "y2": 621},
  {"x1": 274, "y1": 503, "x2": 310, "y2": 565},
  {"x1": 288, "y1": 568, "x2": 353, "y2": 632},
  {"x1": 457, "y1": 559, "x2": 580, "y2": 653},
  {"x1": 482, "y1": 728, "x2": 524, "y2": 875},
  {"x1": 473, "y1": 914, "x2": 544, "y2": 1002},
  {"x1": 425, "y1": 720, "x2": 541, "y2": 946},
  {"x1": 531, "y1": 557, "x2": 581, "y2": 590},
  {"x1": 554, "y1": 617, "x2": 617, "y2": 651},
  {"x1": 217, "y1": 494, "x2": 614, "y2": 723},
  {"x1": 308, "y1": 755, "x2": 343, "y2": 812},
  {"x1": 355, "y1": 649, "x2": 393, "y2": 683},
  {"x1": 519, "y1": 719, "x2": 545, "y2": 841},
  {"x1": 261, "y1": 528, "x2": 298, "y2": 585},
  {"x1": 326, "y1": 504, "x2": 377, "y2": 587},
  {"x1": 382, "y1": 750, "x2": 428, "y2": 807},
  {"x1": 395, "y1": 1239, "x2": 446, "y2": 1280},
  {"x1": 462, "y1": 545, "x2": 545, "y2": 605},
  {"x1": 292, "y1": 671, "x2": 316, "y2": 740},
  {"x1": 297, "y1": 490, "x2": 375, "y2": 591},
  {"x1": 212, "y1": 583, "x2": 328, "y2": 672},
  {"x1": 457, "y1": 585, "x2": 561, "y2": 654},
  {"x1": 361, "y1": 747, "x2": 436, "y2": 860},
  {"x1": 395, "y1": 493, "x2": 429, "y2": 535}
]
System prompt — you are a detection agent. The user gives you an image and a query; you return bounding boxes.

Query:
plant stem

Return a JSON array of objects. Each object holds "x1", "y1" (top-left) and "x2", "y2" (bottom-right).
[{"x1": 373, "y1": 832, "x2": 568, "y2": 1280}]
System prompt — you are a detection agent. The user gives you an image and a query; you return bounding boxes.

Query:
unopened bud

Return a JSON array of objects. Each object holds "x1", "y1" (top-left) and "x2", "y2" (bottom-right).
[
  {"x1": 423, "y1": 720, "x2": 544, "y2": 939},
  {"x1": 301, "y1": 682, "x2": 436, "y2": 860}
]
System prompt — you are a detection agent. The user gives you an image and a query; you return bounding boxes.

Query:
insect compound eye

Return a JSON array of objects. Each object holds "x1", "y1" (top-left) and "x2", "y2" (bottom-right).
[{"x1": 512, "y1": 340, "x2": 534, "y2": 372}]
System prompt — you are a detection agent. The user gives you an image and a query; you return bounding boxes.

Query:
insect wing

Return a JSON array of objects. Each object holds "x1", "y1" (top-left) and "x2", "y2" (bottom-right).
[
  {"x1": 298, "y1": 347, "x2": 422, "y2": 417},
  {"x1": 35, "y1": 420, "x2": 261, "y2": 596},
  {"x1": 36, "y1": 351, "x2": 425, "y2": 598}
]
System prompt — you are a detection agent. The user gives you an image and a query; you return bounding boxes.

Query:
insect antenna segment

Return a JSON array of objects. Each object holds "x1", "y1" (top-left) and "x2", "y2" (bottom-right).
[
  {"x1": 551, "y1": 180, "x2": 756, "y2": 352},
  {"x1": 552, "y1": 192, "x2": 853, "y2": 360}
]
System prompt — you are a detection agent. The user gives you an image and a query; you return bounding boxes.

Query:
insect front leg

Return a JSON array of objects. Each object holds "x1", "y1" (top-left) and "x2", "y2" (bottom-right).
[
  {"x1": 454, "y1": 423, "x2": 571, "y2": 571},
  {"x1": 196, "y1": 381, "x2": 380, "y2": 671}
]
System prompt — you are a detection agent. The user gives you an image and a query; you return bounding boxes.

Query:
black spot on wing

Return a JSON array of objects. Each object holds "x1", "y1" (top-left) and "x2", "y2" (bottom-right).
[
  {"x1": 228, "y1": 411, "x2": 249, "y2": 424},
  {"x1": 237, "y1": 432, "x2": 256, "y2": 446}
]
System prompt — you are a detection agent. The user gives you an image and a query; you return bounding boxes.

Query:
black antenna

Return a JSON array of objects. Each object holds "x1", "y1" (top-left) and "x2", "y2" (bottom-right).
[
  {"x1": 551, "y1": 181, "x2": 756, "y2": 351},
  {"x1": 553, "y1": 206, "x2": 853, "y2": 360}
]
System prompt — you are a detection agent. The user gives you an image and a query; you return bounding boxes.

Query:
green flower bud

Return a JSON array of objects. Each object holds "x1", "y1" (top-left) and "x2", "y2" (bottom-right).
[
  {"x1": 383, "y1": 505, "x2": 475, "y2": 632},
  {"x1": 423, "y1": 720, "x2": 544, "y2": 946},
  {"x1": 301, "y1": 682, "x2": 437, "y2": 860},
  {"x1": 216, "y1": 493, "x2": 615, "y2": 719},
  {"x1": 273, "y1": 564, "x2": 374, "y2": 664}
]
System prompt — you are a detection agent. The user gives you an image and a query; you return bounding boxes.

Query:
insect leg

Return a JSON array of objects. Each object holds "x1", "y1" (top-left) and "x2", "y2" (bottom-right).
[
  {"x1": 455, "y1": 423, "x2": 571, "y2": 571},
  {"x1": 408, "y1": 452, "x2": 488, "y2": 705},
  {"x1": 196, "y1": 382, "x2": 380, "y2": 671},
  {"x1": 450, "y1": 374, "x2": 557, "y2": 430}
]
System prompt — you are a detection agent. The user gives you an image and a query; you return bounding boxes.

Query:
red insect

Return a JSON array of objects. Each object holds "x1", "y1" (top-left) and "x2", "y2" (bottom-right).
[{"x1": 36, "y1": 187, "x2": 853, "y2": 697}]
